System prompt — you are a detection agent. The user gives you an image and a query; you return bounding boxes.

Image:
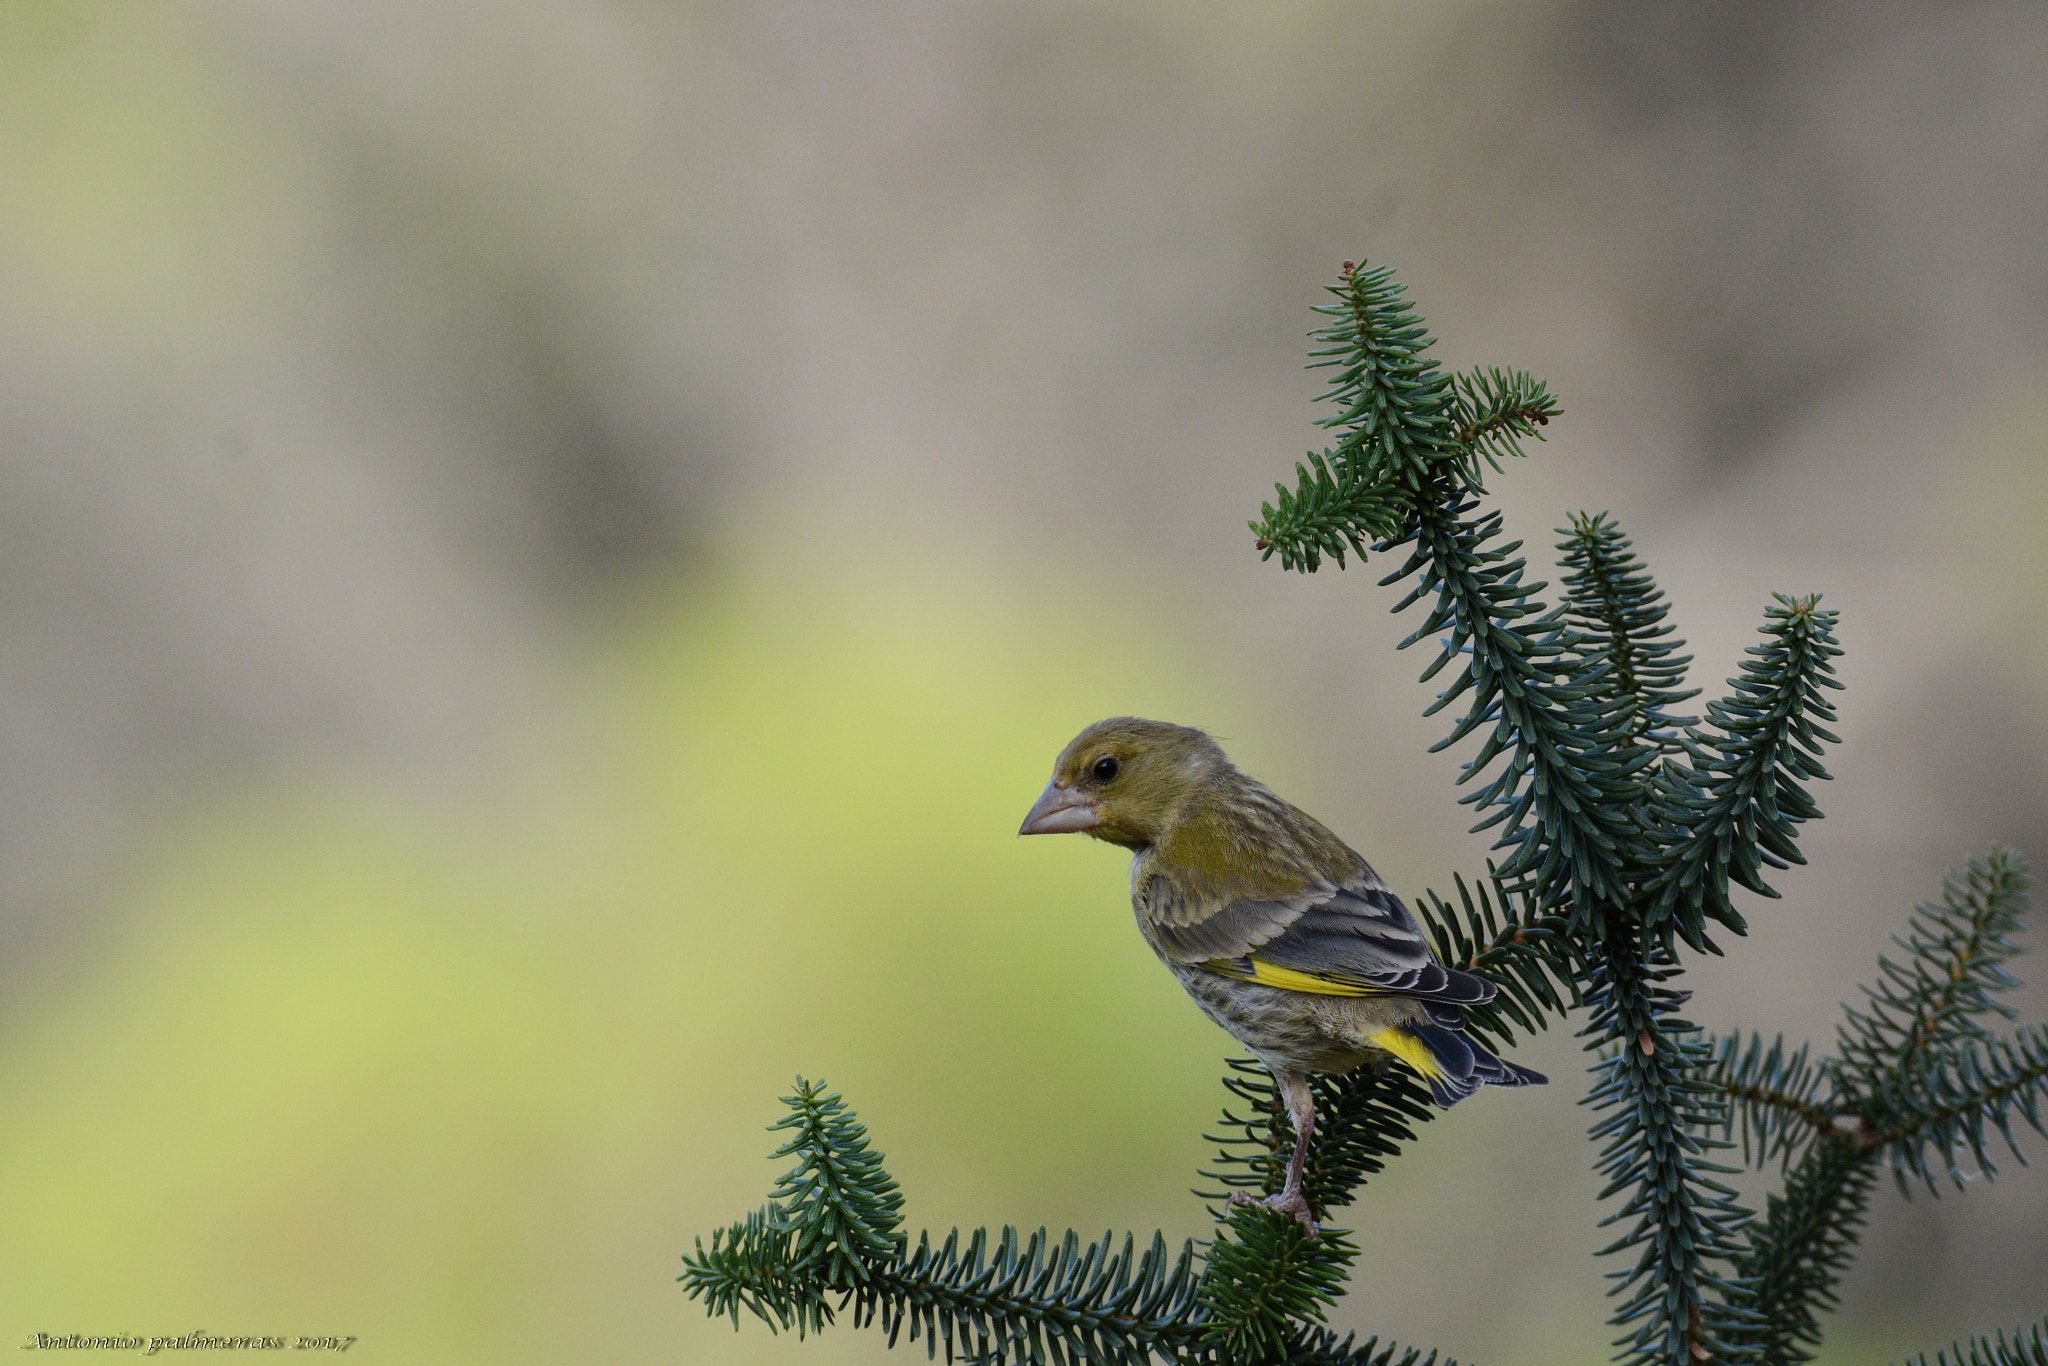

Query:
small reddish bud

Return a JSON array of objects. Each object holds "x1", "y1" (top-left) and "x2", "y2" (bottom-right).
[
  {"x1": 1637, "y1": 1029, "x2": 1655, "y2": 1056},
  {"x1": 1254, "y1": 539, "x2": 1269, "y2": 551}
]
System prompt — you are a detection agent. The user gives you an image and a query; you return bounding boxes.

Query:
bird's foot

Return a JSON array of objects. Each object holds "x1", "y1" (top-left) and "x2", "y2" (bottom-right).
[{"x1": 1226, "y1": 1188, "x2": 1319, "y2": 1238}]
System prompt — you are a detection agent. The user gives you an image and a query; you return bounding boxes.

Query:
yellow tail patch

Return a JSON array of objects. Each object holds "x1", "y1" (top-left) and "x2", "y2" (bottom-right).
[
  {"x1": 1366, "y1": 1027, "x2": 1445, "y2": 1080},
  {"x1": 1205, "y1": 957, "x2": 1382, "y2": 997}
]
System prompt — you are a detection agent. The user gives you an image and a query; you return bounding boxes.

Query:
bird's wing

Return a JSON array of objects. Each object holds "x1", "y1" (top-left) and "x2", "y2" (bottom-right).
[
  {"x1": 1139, "y1": 874, "x2": 1319, "y2": 963},
  {"x1": 1212, "y1": 874, "x2": 1496, "y2": 1003}
]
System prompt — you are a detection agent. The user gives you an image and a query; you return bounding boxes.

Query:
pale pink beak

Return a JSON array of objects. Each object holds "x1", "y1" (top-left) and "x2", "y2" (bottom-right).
[{"x1": 1018, "y1": 781, "x2": 1101, "y2": 835}]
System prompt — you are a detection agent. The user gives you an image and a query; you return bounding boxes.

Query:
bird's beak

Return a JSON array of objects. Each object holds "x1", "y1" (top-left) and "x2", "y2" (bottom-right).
[{"x1": 1018, "y1": 781, "x2": 1101, "y2": 835}]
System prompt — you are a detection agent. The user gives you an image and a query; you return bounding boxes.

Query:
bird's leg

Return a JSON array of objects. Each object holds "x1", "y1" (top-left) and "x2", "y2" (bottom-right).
[
  {"x1": 1267, "y1": 1069, "x2": 1320, "y2": 1234},
  {"x1": 1227, "y1": 1068, "x2": 1319, "y2": 1236}
]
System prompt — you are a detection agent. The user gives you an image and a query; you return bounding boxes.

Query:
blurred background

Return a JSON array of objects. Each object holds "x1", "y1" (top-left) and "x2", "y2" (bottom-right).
[{"x1": 2, "y1": 2, "x2": 2044, "y2": 1362}]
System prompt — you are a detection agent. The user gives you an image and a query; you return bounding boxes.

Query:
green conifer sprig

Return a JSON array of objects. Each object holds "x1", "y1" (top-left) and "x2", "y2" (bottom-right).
[
  {"x1": 853, "y1": 1224, "x2": 1208, "y2": 1366},
  {"x1": 1557, "y1": 513, "x2": 1700, "y2": 752},
  {"x1": 1308, "y1": 262, "x2": 1458, "y2": 488},
  {"x1": 684, "y1": 1202, "x2": 833, "y2": 1336},
  {"x1": 1451, "y1": 367, "x2": 1560, "y2": 474},
  {"x1": 683, "y1": 1082, "x2": 1211, "y2": 1365},
  {"x1": 1199, "y1": 1208, "x2": 1358, "y2": 1363},
  {"x1": 767, "y1": 1077, "x2": 906, "y2": 1285},
  {"x1": 1274, "y1": 1330, "x2": 1462, "y2": 1366},
  {"x1": 1253, "y1": 449, "x2": 1408, "y2": 572},
  {"x1": 1252, "y1": 260, "x2": 1557, "y2": 572},
  {"x1": 1834, "y1": 851, "x2": 2032, "y2": 1086},
  {"x1": 1386, "y1": 498, "x2": 1642, "y2": 916},
  {"x1": 1581, "y1": 929, "x2": 1756, "y2": 1366},
  {"x1": 1648, "y1": 596, "x2": 1843, "y2": 948},
  {"x1": 1724, "y1": 1135, "x2": 1876, "y2": 1366},
  {"x1": 1701, "y1": 850, "x2": 2045, "y2": 1365},
  {"x1": 1384, "y1": 498, "x2": 1794, "y2": 1365},
  {"x1": 1707, "y1": 1033, "x2": 1830, "y2": 1169},
  {"x1": 1892, "y1": 1318, "x2": 2048, "y2": 1366},
  {"x1": 1858, "y1": 1023, "x2": 2048, "y2": 1196},
  {"x1": 1706, "y1": 852, "x2": 2036, "y2": 1186}
]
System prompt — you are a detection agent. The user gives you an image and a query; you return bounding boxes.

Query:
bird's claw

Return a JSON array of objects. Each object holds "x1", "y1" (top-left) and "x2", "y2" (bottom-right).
[{"x1": 1226, "y1": 1188, "x2": 1320, "y2": 1238}]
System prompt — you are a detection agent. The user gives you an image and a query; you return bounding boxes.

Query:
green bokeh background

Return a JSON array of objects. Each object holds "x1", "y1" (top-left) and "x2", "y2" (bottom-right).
[{"x1": 1, "y1": 564, "x2": 1228, "y2": 1361}]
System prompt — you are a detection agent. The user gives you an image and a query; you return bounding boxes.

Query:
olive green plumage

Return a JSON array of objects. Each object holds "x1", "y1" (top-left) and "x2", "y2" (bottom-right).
[{"x1": 1020, "y1": 716, "x2": 1544, "y2": 1231}]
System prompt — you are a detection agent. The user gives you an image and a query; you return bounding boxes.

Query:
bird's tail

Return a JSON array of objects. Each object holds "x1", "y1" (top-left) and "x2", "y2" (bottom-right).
[{"x1": 1369, "y1": 1021, "x2": 1547, "y2": 1108}]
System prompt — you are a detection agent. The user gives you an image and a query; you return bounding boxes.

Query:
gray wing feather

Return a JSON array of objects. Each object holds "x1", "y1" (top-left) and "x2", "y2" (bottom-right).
[
  {"x1": 1242, "y1": 877, "x2": 1497, "y2": 1004},
  {"x1": 1140, "y1": 876, "x2": 1320, "y2": 962},
  {"x1": 1141, "y1": 868, "x2": 1496, "y2": 1005}
]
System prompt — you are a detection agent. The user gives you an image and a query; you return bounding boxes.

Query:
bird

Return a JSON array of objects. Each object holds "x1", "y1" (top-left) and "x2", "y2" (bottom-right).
[{"x1": 1018, "y1": 716, "x2": 1545, "y2": 1234}]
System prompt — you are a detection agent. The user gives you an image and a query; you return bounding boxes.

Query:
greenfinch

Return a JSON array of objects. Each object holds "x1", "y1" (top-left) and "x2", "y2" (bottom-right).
[{"x1": 1020, "y1": 717, "x2": 1545, "y2": 1233}]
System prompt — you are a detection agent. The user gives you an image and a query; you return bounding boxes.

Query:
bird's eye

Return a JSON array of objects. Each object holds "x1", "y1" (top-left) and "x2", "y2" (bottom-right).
[{"x1": 1091, "y1": 755, "x2": 1120, "y2": 782}]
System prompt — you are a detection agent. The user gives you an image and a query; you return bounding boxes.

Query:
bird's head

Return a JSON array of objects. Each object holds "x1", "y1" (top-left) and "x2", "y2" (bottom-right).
[{"x1": 1018, "y1": 717, "x2": 1224, "y2": 849}]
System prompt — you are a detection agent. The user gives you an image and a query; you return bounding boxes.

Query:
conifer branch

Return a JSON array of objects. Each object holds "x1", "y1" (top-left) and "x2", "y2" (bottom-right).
[
  {"x1": 851, "y1": 1225, "x2": 1208, "y2": 1366},
  {"x1": 1648, "y1": 595, "x2": 1843, "y2": 949},
  {"x1": 1199, "y1": 1208, "x2": 1358, "y2": 1363},
  {"x1": 1891, "y1": 1318, "x2": 2048, "y2": 1366},
  {"x1": 1252, "y1": 450, "x2": 1408, "y2": 572},
  {"x1": 1834, "y1": 851, "x2": 2033, "y2": 1087},
  {"x1": 767, "y1": 1077, "x2": 906, "y2": 1285},
  {"x1": 1385, "y1": 495, "x2": 1642, "y2": 916},
  {"x1": 1706, "y1": 1034, "x2": 1832, "y2": 1169},
  {"x1": 1582, "y1": 927, "x2": 1754, "y2": 1366},
  {"x1": 1558, "y1": 513, "x2": 1699, "y2": 753},
  {"x1": 1859, "y1": 1024, "x2": 2048, "y2": 1196},
  {"x1": 1450, "y1": 367, "x2": 1560, "y2": 472},
  {"x1": 1278, "y1": 1329, "x2": 1467, "y2": 1366},
  {"x1": 1312, "y1": 261, "x2": 1459, "y2": 488},
  {"x1": 1723, "y1": 1136, "x2": 1878, "y2": 1366},
  {"x1": 683, "y1": 1083, "x2": 1214, "y2": 1365},
  {"x1": 1251, "y1": 261, "x2": 1555, "y2": 573},
  {"x1": 1709, "y1": 854, "x2": 2042, "y2": 1362},
  {"x1": 684, "y1": 1203, "x2": 834, "y2": 1336}
]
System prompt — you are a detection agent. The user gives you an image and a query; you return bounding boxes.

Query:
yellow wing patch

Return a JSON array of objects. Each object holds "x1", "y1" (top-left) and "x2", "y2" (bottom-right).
[
  {"x1": 1204, "y1": 956, "x2": 1384, "y2": 998},
  {"x1": 1365, "y1": 1026, "x2": 1445, "y2": 1081}
]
